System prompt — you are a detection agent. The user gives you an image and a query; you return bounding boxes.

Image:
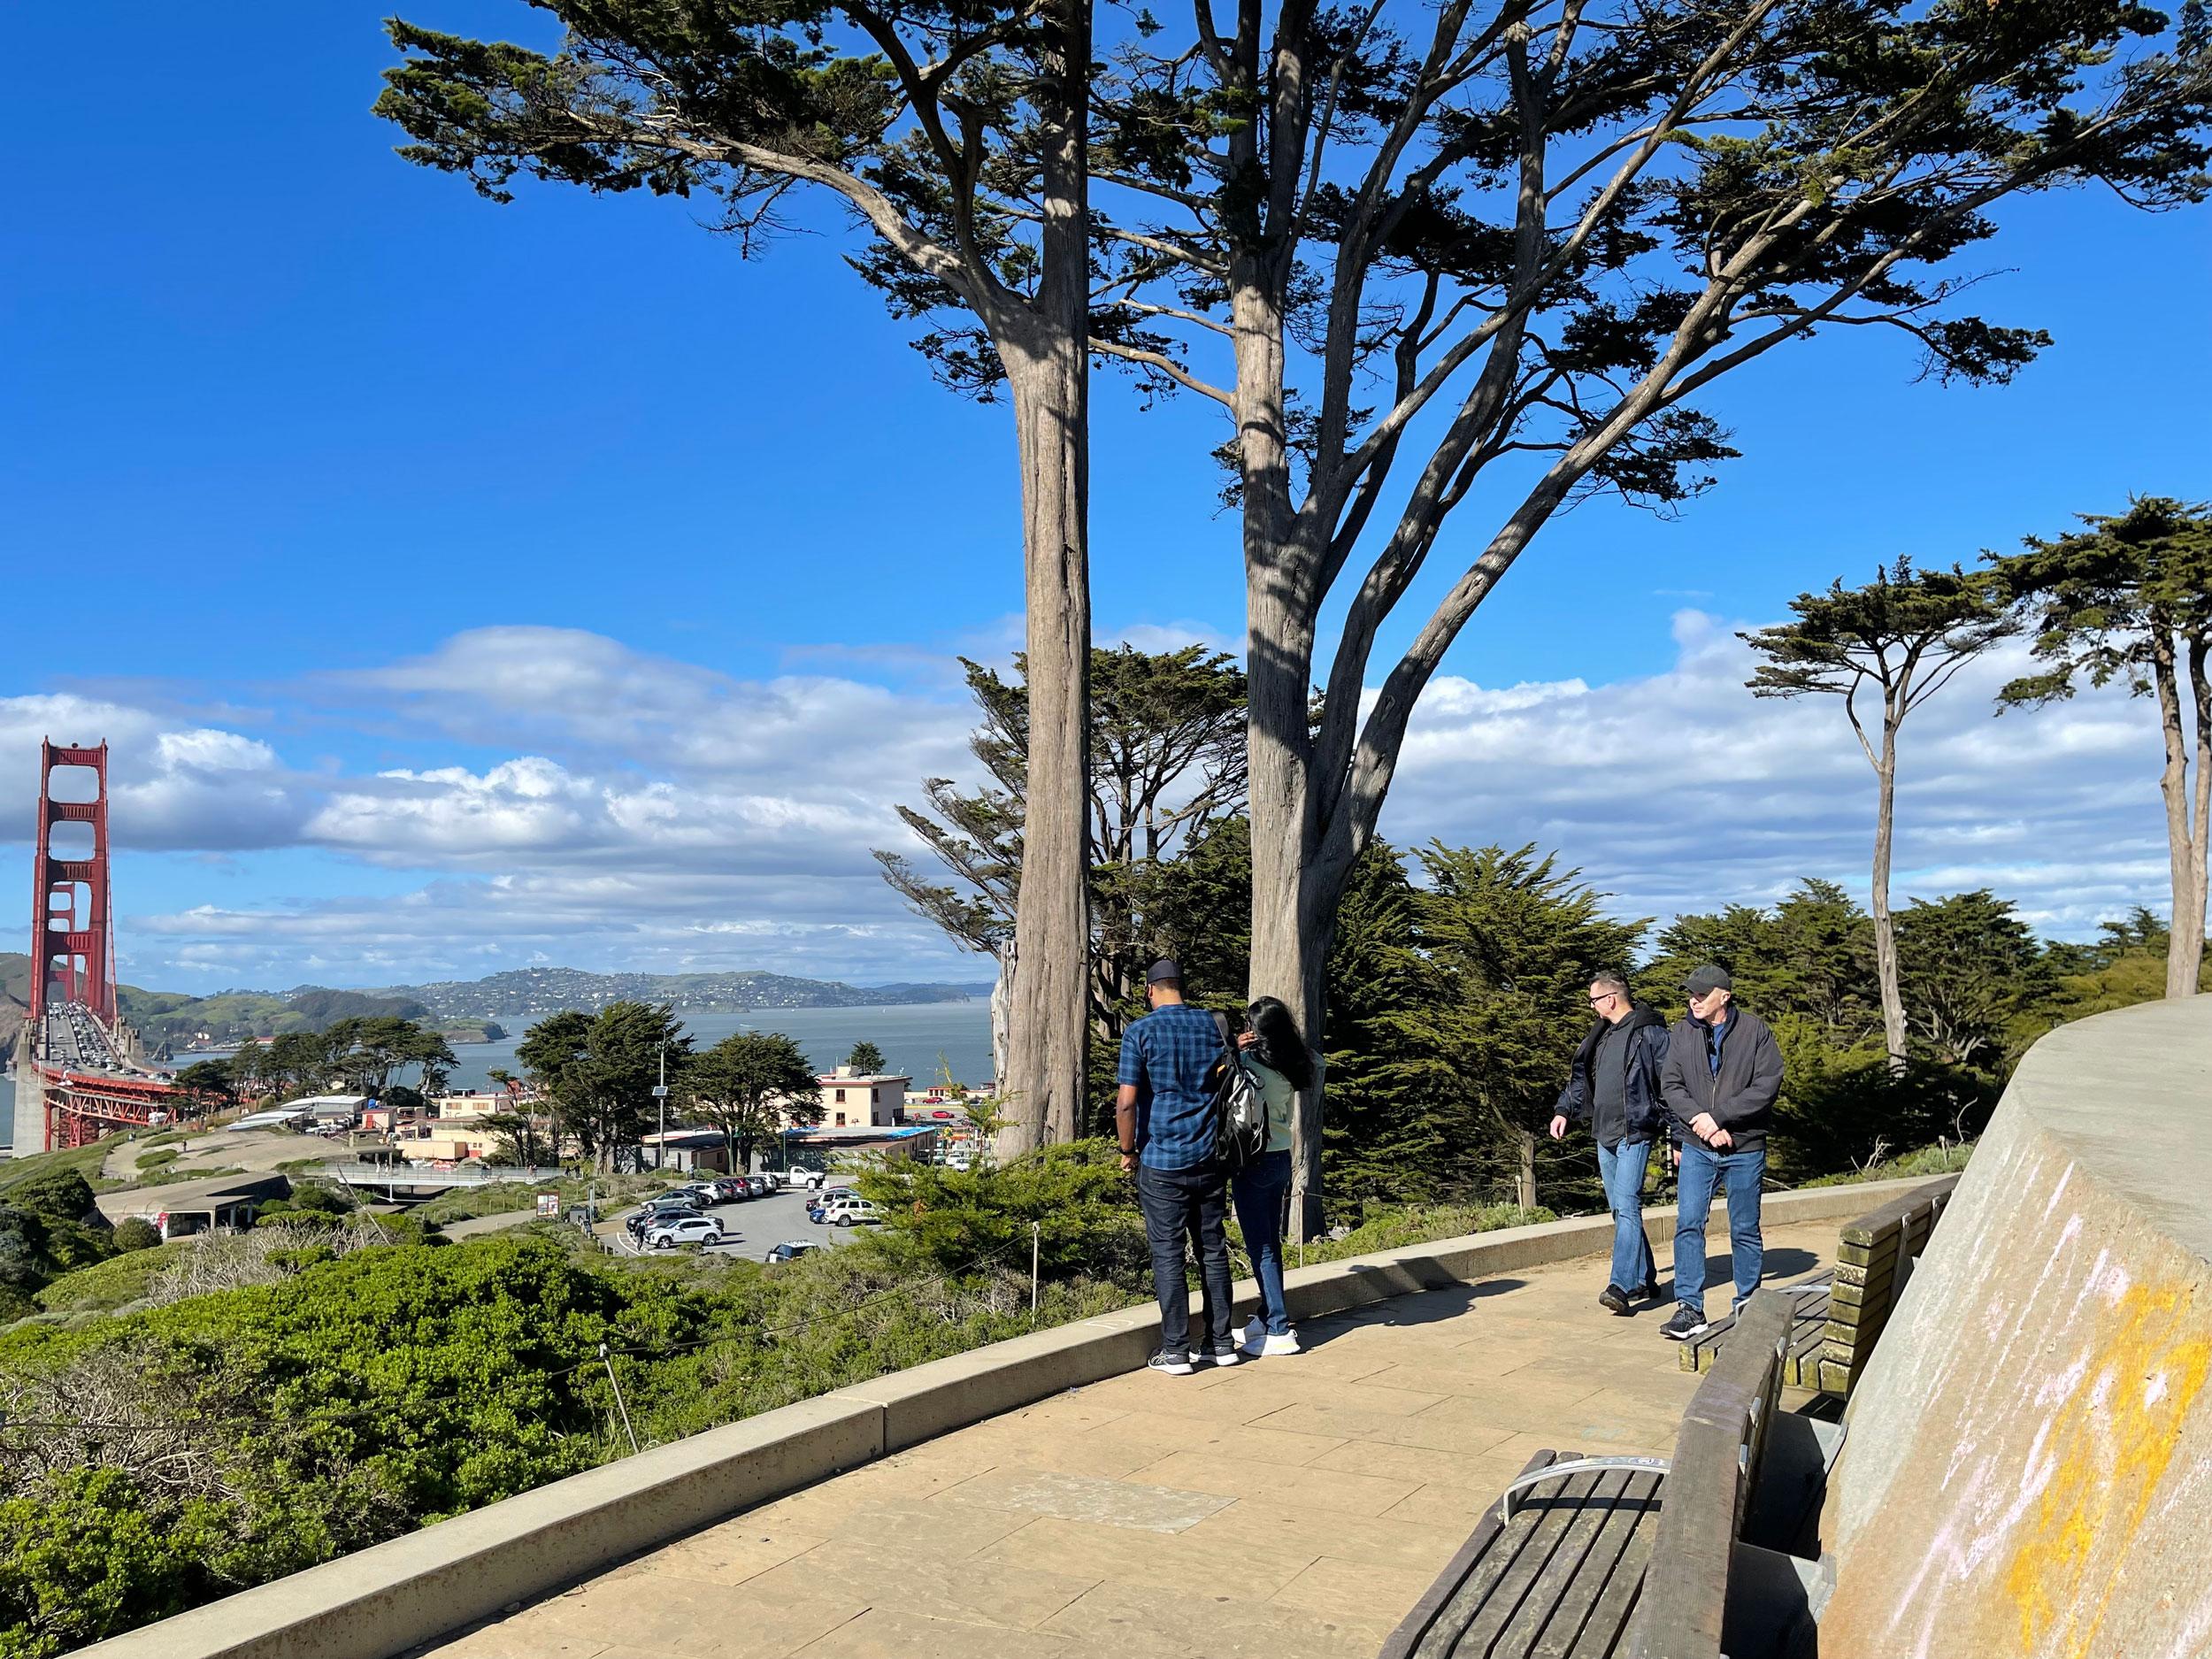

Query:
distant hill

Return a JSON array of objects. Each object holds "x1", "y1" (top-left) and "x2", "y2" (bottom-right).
[
  {"x1": 0, "y1": 956, "x2": 988, "y2": 1055},
  {"x1": 361, "y1": 967, "x2": 995, "y2": 1021}
]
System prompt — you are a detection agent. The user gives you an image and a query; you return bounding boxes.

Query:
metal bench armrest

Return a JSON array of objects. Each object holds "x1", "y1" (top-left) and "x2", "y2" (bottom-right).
[{"x1": 1499, "y1": 1455, "x2": 1671, "y2": 1519}]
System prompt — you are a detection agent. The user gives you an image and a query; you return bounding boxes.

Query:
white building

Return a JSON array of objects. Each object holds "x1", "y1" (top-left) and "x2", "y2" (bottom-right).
[{"x1": 811, "y1": 1067, "x2": 910, "y2": 1129}]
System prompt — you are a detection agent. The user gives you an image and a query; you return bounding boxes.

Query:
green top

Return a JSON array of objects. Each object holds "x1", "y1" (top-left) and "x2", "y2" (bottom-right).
[{"x1": 1248, "y1": 1057, "x2": 1296, "y2": 1155}]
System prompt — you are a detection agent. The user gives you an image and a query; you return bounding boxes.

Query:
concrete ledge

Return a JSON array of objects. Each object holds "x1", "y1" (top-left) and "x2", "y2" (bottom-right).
[
  {"x1": 68, "y1": 1394, "x2": 884, "y2": 1659},
  {"x1": 71, "y1": 1174, "x2": 1930, "y2": 1659}
]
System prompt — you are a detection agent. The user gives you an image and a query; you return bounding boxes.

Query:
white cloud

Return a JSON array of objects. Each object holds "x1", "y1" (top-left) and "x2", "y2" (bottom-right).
[
  {"x1": 6, "y1": 613, "x2": 2190, "y2": 995},
  {"x1": 1379, "y1": 609, "x2": 2169, "y2": 937}
]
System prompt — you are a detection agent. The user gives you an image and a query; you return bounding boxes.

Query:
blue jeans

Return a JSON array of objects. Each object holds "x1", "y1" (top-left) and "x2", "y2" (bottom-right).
[
  {"x1": 1231, "y1": 1148, "x2": 1294, "y2": 1336},
  {"x1": 1134, "y1": 1161, "x2": 1233, "y2": 1358},
  {"x1": 1674, "y1": 1141, "x2": 1766, "y2": 1316},
  {"x1": 1595, "y1": 1140, "x2": 1656, "y2": 1294}
]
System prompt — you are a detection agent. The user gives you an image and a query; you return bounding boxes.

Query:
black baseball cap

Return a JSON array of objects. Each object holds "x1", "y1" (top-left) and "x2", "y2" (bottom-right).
[
  {"x1": 1684, "y1": 964, "x2": 1733, "y2": 996},
  {"x1": 1147, "y1": 958, "x2": 1183, "y2": 985}
]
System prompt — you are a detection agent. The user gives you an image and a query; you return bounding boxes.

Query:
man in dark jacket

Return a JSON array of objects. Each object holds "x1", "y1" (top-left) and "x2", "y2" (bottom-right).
[
  {"x1": 1656, "y1": 964, "x2": 1785, "y2": 1341},
  {"x1": 1549, "y1": 974, "x2": 1668, "y2": 1314}
]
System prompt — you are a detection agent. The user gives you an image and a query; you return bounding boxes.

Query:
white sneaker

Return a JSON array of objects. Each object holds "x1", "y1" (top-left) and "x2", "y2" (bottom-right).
[
  {"x1": 1203, "y1": 1343, "x2": 1242, "y2": 1368},
  {"x1": 1257, "y1": 1331, "x2": 1302, "y2": 1357}
]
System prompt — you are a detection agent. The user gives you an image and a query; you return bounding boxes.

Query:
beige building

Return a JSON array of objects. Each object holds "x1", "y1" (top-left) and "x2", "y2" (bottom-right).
[{"x1": 811, "y1": 1068, "x2": 909, "y2": 1130}]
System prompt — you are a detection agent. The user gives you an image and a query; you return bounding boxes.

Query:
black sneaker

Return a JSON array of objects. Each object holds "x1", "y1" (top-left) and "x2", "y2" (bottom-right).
[
  {"x1": 1635, "y1": 1280, "x2": 1663, "y2": 1303},
  {"x1": 1598, "y1": 1285, "x2": 1632, "y2": 1316},
  {"x1": 1147, "y1": 1350, "x2": 1195, "y2": 1377},
  {"x1": 1659, "y1": 1304, "x2": 1709, "y2": 1342},
  {"x1": 1198, "y1": 1343, "x2": 1242, "y2": 1368}
]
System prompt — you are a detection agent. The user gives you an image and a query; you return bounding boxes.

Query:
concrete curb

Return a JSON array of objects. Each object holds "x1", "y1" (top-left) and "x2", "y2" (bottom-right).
[{"x1": 67, "y1": 1176, "x2": 1927, "y2": 1659}]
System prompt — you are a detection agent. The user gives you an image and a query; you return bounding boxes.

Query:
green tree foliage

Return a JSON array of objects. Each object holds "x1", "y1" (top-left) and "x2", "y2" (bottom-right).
[
  {"x1": 1894, "y1": 891, "x2": 2052, "y2": 1071},
  {"x1": 844, "y1": 1041, "x2": 886, "y2": 1076},
  {"x1": 1405, "y1": 847, "x2": 1649, "y2": 1210},
  {"x1": 877, "y1": 646, "x2": 1248, "y2": 1037},
  {"x1": 691, "y1": 1033, "x2": 823, "y2": 1173},
  {"x1": 1743, "y1": 559, "x2": 2016, "y2": 1064},
  {"x1": 517, "y1": 1003, "x2": 692, "y2": 1171},
  {"x1": 110, "y1": 1220, "x2": 161, "y2": 1256},
  {"x1": 1992, "y1": 497, "x2": 2212, "y2": 998}
]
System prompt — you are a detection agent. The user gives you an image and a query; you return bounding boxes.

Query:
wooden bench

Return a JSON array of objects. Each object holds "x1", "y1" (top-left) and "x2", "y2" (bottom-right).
[
  {"x1": 1676, "y1": 1174, "x2": 1958, "y2": 1396},
  {"x1": 1379, "y1": 1294, "x2": 1833, "y2": 1659},
  {"x1": 1627, "y1": 1291, "x2": 1832, "y2": 1659}
]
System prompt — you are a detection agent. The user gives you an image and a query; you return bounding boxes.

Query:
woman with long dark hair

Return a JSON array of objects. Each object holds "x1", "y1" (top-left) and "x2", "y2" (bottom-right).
[{"x1": 1234, "y1": 995, "x2": 1311, "y2": 1356}]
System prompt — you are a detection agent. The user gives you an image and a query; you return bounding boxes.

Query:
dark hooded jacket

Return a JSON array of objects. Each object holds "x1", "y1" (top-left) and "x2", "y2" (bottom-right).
[
  {"x1": 1659, "y1": 1003, "x2": 1784, "y2": 1150},
  {"x1": 1554, "y1": 1004, "x2": 1669, "y2": 1147}
]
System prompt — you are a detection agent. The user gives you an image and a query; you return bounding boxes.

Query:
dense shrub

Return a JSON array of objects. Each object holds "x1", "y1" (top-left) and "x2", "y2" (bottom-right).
[
  {"x1": 110, "y1": 1221, "x2": 161, "y2": 1255},
  {"x1": 856, "y1": 1139, "x2": 1150, "y2": 1287}
]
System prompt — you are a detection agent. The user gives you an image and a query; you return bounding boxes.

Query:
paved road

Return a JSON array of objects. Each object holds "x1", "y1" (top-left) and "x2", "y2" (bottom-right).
[{"x1": 618, "y1": 1180, "x2": 874, "y2": 1263}]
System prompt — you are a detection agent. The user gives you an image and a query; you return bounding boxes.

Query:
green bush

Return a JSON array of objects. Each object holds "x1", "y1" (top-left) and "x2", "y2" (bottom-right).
[
  {"x1": 30, "y1": 1246, "x2": 188, "y2": 1317},
  {"x1": 1801, "y1": 1139, "x2": 1975, "y2": 1188},
  {"x1": 856, "y1": 1140, "x2": 1149, "y2": 1288},
  {"x1": 132, "y1": 1151, "x2": 178, "y2": 1173},
  {"x1": 2, "y1": 1172, "x2": 100, "y2": 1227},
  {"x1": 111, "y1": 1220, "x2": 161, "y2": 1255}
]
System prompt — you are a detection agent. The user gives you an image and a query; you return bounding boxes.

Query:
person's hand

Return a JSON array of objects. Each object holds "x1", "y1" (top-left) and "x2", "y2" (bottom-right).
[
  {"x1": 1236, "y1": 1030, "x2": 1256, "y2": 1049},
  {"x1": 1688, "y1": 1112, "x2": 1721, "y2": 1144},
  {"x1": 1709, "y1": 1127, "x2": 1734, "y2": 1150},
  {"x1": 1671, "y1": 1144, "x2": 1681, "y2": 1170},
  {"x1": 1548, "y1": 1115, "x2": 1568, "y2": 1141},
  {"x1": 1119, "y1": 1150, "x2": 1136, "y2": 1174}
]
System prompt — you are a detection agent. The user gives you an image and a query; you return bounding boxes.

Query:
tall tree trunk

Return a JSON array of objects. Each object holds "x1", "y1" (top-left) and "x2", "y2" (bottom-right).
[
  {"x1": 2152, "y1": 630, "x2": 2200, "y2": 1000},
  {"x1": 995, "y1": 0, "x2": 1092, "y2": 1156},
  {"x1": 1871, "y1": 718, "x2": 1908, "y2": 1069},
  {"x1": 2177, "y1": 638, "x2": 2210, "y2": 996},
  {"x1": 1516, "y1": 1129, "x2": 1539, "y2": 1211}
]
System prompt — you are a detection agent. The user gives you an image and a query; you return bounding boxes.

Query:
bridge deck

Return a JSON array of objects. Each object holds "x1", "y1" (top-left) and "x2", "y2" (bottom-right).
[{"x1": 414, "y1": 1219, "x2": 1839, "y2": 1659}]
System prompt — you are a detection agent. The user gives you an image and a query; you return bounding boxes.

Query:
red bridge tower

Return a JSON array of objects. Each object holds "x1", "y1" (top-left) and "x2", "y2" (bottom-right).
[{"x1": 30, "y1": 740, "x2": 118, "y2": 1025}]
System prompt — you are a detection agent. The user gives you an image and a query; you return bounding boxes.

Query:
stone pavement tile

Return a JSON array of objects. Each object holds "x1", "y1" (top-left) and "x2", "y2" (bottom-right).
[
  {"x1": 418, "y1": 1624, "x2": 615, "y2": 1658},
  {"x1": 1248, "y1": 1396, "x2": 1548, "y2": 1454},
  {"x1": 1041, "y1": 1580, "x2": 1383, "y2": 1657},
  {"x1": 1308, "y1": 1434, "x2": 1521, "y2": 1486},
  {"x1": 745, "y1": 1535, "x2": 1099, "y2": 1631},
  {"x1": 1346, "y1": 1353, "x2": 1560, "y2": 1395},
  {"x1": 827, "y1": 1496, "x2": 1039, "y2": 1555},
  {"x1": 1079, "y1": 1409, "x2": 1348, "y2": 1468},
  {"x1": 943, "y1": 1467, "x2": 1234, "y2": 1532},
  {"x1": 1179, "y1": 1496, "x2": 1468, "y2": 1575},
  {"x1": 1376, "y1": 1465, "x2": 1536, "y2": 1530},
  {"x1": 901, "y1": 1417, "x2": 1165, "y2": 1481},
  {"x1": 968, "y1": 1513, "x2": 1317, "y2": 1598},
  {"x1": 1398, "y1": 1379, "x2": 1607, "y2": 1437},
  {"x1": 533, "y1": 1573, "x2": 865, "y2": 1658},
  {"x1": 643, "y1": 1520, "x2": 833, "y2": 1586},
  {"x1": 1486, "y1": 1422, "x2": 1676, "y2": 1466},
  {"x1": 790, "y1": 1608, "x2": 1112, "y2": 1659},
  {"x1": 742, "y1": 1454, "x2": 992, "y2": 1533},
  {"x1": 1269, "y1": 1553, "x2": 1443, "y2": 1635},
  {"x1": 1122, "y1": 1450, "x2": 1422, "y2": 1517}
]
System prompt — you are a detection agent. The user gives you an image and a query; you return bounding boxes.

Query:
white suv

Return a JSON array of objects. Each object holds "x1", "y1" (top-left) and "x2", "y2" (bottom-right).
[
  {"x1": 824, "y1": 1197, "x2": 884, "y2": 1228},
  {"x1": 645, "y1": 1215, "x2": 725, "y2": 1249}
]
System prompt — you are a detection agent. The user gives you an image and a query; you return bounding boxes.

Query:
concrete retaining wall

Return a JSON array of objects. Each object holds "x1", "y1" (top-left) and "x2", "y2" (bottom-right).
[
  {"x1": 1822, "y1": 997, "x2": 2212, "y2": 1657},
  {"x1": 69, "y1": 1179, "x2": 1914, "y2": 1659}
]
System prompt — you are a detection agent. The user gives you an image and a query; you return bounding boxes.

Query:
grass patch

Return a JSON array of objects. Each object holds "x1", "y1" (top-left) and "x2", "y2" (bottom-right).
[
  {"x1": 127, "y1": 1164, "x2": 245, "y2": 1189},
  {"x1": 134, "y1": 1149, "x2": 180, "y2": 1171},
  {"x1": 31, "y1": 1241, "x2": 197, "y2": 1317},
  {"x1": 0, "y1": 1138, "x2": 115, "y2": 1194},
  {"x1": 1801, "y1": 1140, "x2": 1974, "y2": 1188}
]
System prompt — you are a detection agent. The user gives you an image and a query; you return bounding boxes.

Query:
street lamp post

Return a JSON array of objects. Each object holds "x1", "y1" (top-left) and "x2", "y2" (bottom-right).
[{"x1": 651, "y1": 1044, "x2": 669, "y2": 1171}]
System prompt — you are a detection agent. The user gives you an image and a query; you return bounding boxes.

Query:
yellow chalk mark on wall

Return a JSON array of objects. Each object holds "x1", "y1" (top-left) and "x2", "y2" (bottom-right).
[{"x1": 2002, "y1": 1280, "x2": 2209, "y2": 1656}]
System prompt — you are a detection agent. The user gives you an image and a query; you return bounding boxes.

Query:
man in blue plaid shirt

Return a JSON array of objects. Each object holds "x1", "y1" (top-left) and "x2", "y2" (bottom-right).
[{"x1": 1116, "y1": 957, "x2": 1237, "y2": 1375}]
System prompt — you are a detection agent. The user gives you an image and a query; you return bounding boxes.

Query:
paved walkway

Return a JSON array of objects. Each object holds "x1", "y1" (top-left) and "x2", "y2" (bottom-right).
[{"x1": 422, "y1": 1220, "x2": 1839, "y2": 1659}]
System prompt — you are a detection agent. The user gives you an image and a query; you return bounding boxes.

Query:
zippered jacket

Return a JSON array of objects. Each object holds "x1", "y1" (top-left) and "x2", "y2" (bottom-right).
[
  {"x1": 1659, "y1": 1005, "x2": 1784, "y2": 1150},
  {"x1": 1554, "y1": 1005, "x2": 1669, "y2": 1147}
]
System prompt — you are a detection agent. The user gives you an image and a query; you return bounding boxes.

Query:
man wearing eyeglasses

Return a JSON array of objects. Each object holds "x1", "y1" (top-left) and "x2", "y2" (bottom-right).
[
  {"x1": 1656, "y1": 964, "x2": 1785, "y2": 1342},
  {"x1": 1549, "y1": 973, "x2": 1669, "y2": 1315}
]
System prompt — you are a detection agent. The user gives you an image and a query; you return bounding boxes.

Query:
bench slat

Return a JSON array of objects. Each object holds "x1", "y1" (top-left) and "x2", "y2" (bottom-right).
[
  {"x1": 1533, "y1": 1470, "x2": 1664, "y2": 1659},
  {"x1": 1494, "y1": 1468, "x2": 1640, "y2": 1655},
  {"x1": 1445, "y1": 1464, "x2": 1609, "y2": 1658},
  {"x1": 1381, "y1": 1451, "x2": 1554, "y2": 1659}
]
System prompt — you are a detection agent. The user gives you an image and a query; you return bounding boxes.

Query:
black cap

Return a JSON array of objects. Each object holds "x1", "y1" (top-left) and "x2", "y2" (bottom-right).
[
  {"x1": 1684, "y1": 964, "x2": 1733, "y2": 997},
  {"x1": 1147, "y1": 957, "x2": 1183, "y2": 985}
]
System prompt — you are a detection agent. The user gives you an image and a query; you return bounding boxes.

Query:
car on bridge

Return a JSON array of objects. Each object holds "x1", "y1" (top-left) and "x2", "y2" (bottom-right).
[{"x1": 644, "y1": 1214, "x2": 725, "y2": 1250}]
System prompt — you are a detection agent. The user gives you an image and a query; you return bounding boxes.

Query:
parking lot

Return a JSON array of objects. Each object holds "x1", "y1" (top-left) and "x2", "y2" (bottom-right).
[{"x1": 617, "y1": 1178, "x2": 873, "y2": 1263}]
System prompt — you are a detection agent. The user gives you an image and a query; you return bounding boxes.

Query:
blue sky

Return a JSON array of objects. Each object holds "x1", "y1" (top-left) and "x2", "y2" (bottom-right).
[{"x1": 4, "y1": 4, "x2": 2208, "y2": 994}]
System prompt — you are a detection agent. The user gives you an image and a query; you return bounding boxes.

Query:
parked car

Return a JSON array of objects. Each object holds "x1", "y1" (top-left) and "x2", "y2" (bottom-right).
[
  {"x1": 765, "y1": 1240, "x2": 823, "y2": 1264},
  {"x1": 830, "y1": 1200, "x2": 883, "y2": 1229},
  {"x1": 744, "y1": 1175, "x2": 774, "y2": 1198},
  {"x1": 645, "y1": 1215, "x2": 725, "y2": 1249},
  {"x1": 782, "y1": 1168, "x2": 827, "y2": 1192},
  {"x1": 708, "y1": 1178, "x2": 748, "y2": 1203},
  {"x1": 807, "y1": 1189, "x2": 855, "y2": 1222}
]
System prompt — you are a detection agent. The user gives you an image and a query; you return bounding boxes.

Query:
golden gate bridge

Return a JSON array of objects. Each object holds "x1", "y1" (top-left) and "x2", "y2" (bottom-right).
[{"x1": 9, "y1": 741, "x2": 184, "y2": 1155}]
